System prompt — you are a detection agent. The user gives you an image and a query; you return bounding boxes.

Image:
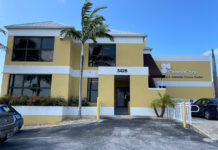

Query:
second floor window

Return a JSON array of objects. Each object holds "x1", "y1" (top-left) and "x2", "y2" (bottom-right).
[
  {"x1": 12, "y1": 37, "x2": 54, "y2": 62},
  {"x1": 89, "y1": 44, "x2": 116, "y2": 67}
]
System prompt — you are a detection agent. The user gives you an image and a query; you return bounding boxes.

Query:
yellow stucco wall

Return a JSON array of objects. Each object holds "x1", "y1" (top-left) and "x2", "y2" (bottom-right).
[
  {"x1": 51, "y1": 74, "x2": 71, "y2": 100},
  {"x1": 22, "y1": 115, "x2": 95, "y2": 125},
  {"x1": 130, "y1": 75, "x2": 165, "y2": 107},
  {"x1": 166, "y1": 87, "x2": 213, "y2": 100},
  {"x1": 69, "y1": 77, "x2": 88, "y2": 98},
  {"x1": 116, "y1": 43, "x2": 144, "y2": 67},
  {"x1": 1, "y1": 74, "x2": 9, "y2": 96},
  {"x1": 98, "y1": 75, "x2": 114, "y2": 107},
  {"x1": 23, "y1": 116, "x2": 64, "y2": 125},
  {"x1": 5, "y1": 36, "x2": 72, "y2": 66}
]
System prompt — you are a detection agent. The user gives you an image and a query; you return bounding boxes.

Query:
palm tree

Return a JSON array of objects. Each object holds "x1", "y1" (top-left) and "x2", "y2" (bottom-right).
[
  {"x1": 0, "y1": 28, "x2": 7, "y2": 50},
  {"x1": 60, "y1": 0, "x2": 113, "y2": 119},
  {"x1": 151, "y1": 93, "x2": 174, "y2": 117}
]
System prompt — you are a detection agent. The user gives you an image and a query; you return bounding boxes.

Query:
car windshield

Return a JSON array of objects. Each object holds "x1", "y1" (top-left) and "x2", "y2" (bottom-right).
[
  {"x1": 2, "y1": 106, "x2": 13, "y2": 112},
  {"x1": 211, "y1": 98, "x2": 218, "y2": 104}
]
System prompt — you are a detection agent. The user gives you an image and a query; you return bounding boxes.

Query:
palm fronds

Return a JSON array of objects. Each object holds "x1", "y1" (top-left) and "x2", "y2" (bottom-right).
[
  {"x1": 0, "y1": 28, "x2": 7, "y2": 50},
  {"x1": 151, "y1": 93, "x2": 174, "y2": 117}
]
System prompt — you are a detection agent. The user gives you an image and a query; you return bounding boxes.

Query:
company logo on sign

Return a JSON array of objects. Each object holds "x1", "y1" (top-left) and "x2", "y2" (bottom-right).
[{"x1": 161, "y1": 64, "x2": 197, "y2": 75}]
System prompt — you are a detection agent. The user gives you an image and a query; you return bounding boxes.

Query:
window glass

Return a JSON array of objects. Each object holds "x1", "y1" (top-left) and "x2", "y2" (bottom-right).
[
  {"x1": 2, "y1": 106, "x2": 11, "y2": 112},
  {"x1": 40, "y1": 75, "x2": 52, "y2": 87},
  {"x1": 26, "y1": 50, "x2": 40, "y2": 61},
  {"x1": 102, "y1": 45, "x2": 116, "y2": 66},
  {"x1": 14, "y1": 75, "x2": 23, "y2": 87},
  {"x1": 8, "y1": 75, "x2": 51, "y2": 97},
  {"x1": 13, "y1": 37, "x2": 54, "y2": 62},
  {"x1": 39, "y1": 89, "x2": 51, "y2": 96},
  {"x1": 42, "y1": 38, "x2": 54, "y2": 49},
  {"x1": 87, "y1": 78, "x2": 98, "y2": 102},
  {"x1": 12, "y1": 50, "x2": 26, "y2": 61},
  {"x1": 194, "y1": 99, "x2": 202, "y2": 105},
  {"x1": 89, "y1": 44, "x2": 116, "y2": 67},
  {"x1": 24, "y1": 75, "x2": 38, "y2": 88},
  {"x1": 27, "y1": 38, "x2": 41, "y2": 49},
  {"x1": 23, "y1": 88, "x2": 34, "y2": 96},
  {"x1": 14, "y1": 38, "x2": 27, "y2": 49},
  {"x1": 11, "y1": 88, "x2": 22, "y2": 96},
  {"x1": 41, "y1": 51, "x2": 53, "y2": 62}
]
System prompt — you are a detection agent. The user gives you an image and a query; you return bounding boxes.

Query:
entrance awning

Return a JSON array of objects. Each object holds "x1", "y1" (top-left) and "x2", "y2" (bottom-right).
[{"x1": 143, "y1": 54, "x2": 165, "y2": 78}]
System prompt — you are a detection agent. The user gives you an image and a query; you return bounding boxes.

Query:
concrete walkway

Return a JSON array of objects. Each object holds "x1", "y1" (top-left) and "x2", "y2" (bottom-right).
[{"x1": 192, "y1": 117, "x2": 218, "y2": 140}]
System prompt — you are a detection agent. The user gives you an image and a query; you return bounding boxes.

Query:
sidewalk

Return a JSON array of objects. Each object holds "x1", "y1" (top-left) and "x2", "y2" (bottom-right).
[{"x1": 192, "y1": 117, "x2": 218, "y2": 141}]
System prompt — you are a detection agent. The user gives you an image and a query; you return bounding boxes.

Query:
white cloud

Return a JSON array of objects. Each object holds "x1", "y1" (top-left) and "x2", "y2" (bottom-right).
[{"x1": 203, "y1": 48, "x2": 218, "y2": 56}]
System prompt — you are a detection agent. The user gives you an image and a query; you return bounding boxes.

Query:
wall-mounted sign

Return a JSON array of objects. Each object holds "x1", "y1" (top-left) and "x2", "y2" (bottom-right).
[
  {"x1": 161, "y1": 63, "x2": 203, "y2": 79},
  {"x1": 117, "y1": 69, "x2": 128, "y2": 73},
  {"x1": 98, "y1": 67, "x2": 148, "y2": 75},
  {"x1": 161, "y1": 64, "x2": 197, "y2": 75}
]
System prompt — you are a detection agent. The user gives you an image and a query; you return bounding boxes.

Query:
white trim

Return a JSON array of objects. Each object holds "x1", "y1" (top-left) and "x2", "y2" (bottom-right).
[
  {"x1": 4, "y1": 65, "x2": 71, "y2": 74},
  {"x1": 98, "y1": 67, "x2": 148, "y2": 75},
  {"x1": 148, "y1": 88, "x2": 166, "y2": 90},
  {"x1": 8, "y1": 29, "x2": 62, "y2": 37},
  {"x1": 70, "y1": 68, "x2": 98, "y2": 77},
  {"x1": 100, "y1": 107, "x2": 114, "y2": 115},
  {"x1": 130, "y1": 107, "x2": 167, "y2": 117},
  {"x1": 13, "y1": 106, "x2": 114, "y2": 116},
  {"x1": 153, "y1": 56, "x2": 210, "y2": 62},
  {"x1": 84, "y1": 37, "x2": 144, "y2": 44},
  {"x1": 8, "y1": 29, "x2": 144, "y2": 44},
  {"x1": 156, "y1": 81, "x2": 213, "y2": 87},
  {"x1": 13, "y1": 106, "x2": 65, "y2": 116}
]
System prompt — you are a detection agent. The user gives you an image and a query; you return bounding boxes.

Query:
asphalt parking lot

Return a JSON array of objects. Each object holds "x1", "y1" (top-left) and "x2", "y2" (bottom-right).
[{"x1": 0, "y1": 118, "x2": 218, "y2": 150}]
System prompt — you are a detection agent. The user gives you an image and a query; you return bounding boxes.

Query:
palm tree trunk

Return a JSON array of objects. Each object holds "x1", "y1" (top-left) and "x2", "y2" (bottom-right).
[
  {"x1": 212, "y1": 49, "x2": 218, "y2": 98},
  {"x1": 154, "y1": 107, "x2": 160, "y2": 117},
  {"x1": 160, "y1": 105, "x2": 166, "y2": 117},
  {"x1": 78, "y1": 43, "x2": 84, "y2": 119}
]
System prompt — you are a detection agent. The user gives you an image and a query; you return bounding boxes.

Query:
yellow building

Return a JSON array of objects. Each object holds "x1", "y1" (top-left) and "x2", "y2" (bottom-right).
[{"x1": 0, "y1": 21, "x2": 213, "y2": 117}]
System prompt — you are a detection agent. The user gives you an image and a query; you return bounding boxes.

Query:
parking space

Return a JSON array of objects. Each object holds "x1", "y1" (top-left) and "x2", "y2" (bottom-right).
[
  {"x1": 192, "y1": 117, "x2": 218, "y2": 140},
  {"x1": 0, "y1": 118, "x2": 218, "y2": 150}
]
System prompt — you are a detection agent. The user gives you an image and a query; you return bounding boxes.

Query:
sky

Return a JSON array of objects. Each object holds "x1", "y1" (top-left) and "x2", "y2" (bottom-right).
[{"x1": 0, "y1": 0, "x2": 218, "y2": 93}]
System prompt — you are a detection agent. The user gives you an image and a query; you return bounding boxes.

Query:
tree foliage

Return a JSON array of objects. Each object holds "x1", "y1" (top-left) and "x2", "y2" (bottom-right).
[
  {"x1": 151, "y1": 93, "x2": 174, "y2": 117},
  {"x1": 0, "y1": 28, "x2": 7, "y2": 50},
  {"x1": 60, "y1": 0, "x2": 113, "y2": 119}
]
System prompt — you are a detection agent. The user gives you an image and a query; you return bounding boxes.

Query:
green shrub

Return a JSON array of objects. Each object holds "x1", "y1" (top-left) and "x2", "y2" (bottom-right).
[
  {"x1": 0, "y1": 95, "x2": 90, "y2": 106},
  {"x1": 68, "y1": 97, "x2": 89, "y2": 106},
  {"x1": 0, "y1": 95, "x2": 11, "y2": 104},
  {"x1": 0, "y1": 95, "x2": 67, "y2": 106}
]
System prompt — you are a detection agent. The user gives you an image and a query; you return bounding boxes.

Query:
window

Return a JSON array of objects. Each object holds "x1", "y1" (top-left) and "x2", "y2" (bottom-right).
[
  {"x1": 87, "y1": 78, "x2": 98, "y2": 102},
  {"x1": 12, "y1": 37, "x2": 54, "y2": 61},
  {"x1": 89, "y1": 44, "x2": 116, "y2": 67},
  {"x1": 8, "y1": 75, "x2": 52, "y2": 96}
]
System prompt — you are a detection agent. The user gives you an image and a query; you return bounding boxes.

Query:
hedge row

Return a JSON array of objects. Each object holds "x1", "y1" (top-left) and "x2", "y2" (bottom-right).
[{"x1": 0, "y1": 96, "x2": 89, "y2": 106}]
